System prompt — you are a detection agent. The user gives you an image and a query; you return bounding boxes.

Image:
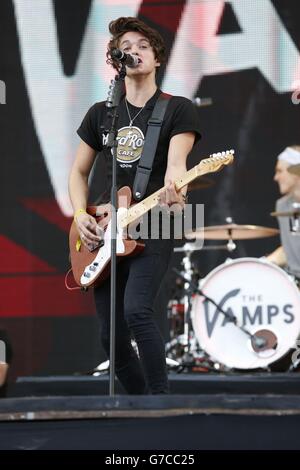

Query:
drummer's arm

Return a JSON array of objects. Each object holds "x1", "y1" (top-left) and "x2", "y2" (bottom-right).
[{"x1": 266, "y1": 246, "x2": 287, "y2": 267}]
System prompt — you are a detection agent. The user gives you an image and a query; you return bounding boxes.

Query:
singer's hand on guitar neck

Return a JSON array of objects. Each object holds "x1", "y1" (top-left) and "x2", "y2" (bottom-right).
[
  {"x1": 158, "y1": 182, "x2": 186, "y2": 212},
  {"x1": 75, "y1": 212, "x2": 103, "y2": 252}
]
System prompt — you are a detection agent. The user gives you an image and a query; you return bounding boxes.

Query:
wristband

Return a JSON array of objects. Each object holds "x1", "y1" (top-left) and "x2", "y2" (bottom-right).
[{"x1": 74, "y1": 208, "x2": 87, "y2": 221}]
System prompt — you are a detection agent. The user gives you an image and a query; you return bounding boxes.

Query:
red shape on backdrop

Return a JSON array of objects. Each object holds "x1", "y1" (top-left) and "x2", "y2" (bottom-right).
[
  {"x1": 0, "y1": 274, "x2": 95, "y2": 317},
  {"x1": 21, "y1": 197, "x2": 72, "y2": 233},
  {"x1": 140, "y1": 3, "x2": 185, "y2": 34},
  {"x1": 140, "y1": 1, "x2": 225, "y2": 54},
  {"x1": 0, "y1": 235, "x2": 95, "y2": 318},
  {"x1": 0, "y1": 235, "x2": 55, "y2": 273}
]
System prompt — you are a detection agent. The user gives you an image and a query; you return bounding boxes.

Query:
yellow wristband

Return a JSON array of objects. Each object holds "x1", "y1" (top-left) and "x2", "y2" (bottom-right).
[{"x1": 74, "y1": 208, "x2": 87, "y2": 221}]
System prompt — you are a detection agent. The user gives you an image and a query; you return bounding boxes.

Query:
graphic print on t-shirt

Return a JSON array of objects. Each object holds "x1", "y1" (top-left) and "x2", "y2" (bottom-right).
[{"x1": 116, "y1": 126, "x2": 145, "y2": 166}]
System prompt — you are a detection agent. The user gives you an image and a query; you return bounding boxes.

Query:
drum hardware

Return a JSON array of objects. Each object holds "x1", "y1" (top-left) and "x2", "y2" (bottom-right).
[
  {"x1": 287, "y1": 202, "x2": 300, "y2": 233},
  {"x1": 290, "y1": 214, "x2": 300, "y2": 234},
  {"x1": 165, "y1": 247, "x2": 198, "y2": 371},
  {"x1": 271, "y1": 204, "x2": 300, "y2": 234},
  {"x1": 289, "y1": 350, "x2": 300, "y2": 372},
  {"x1": 174, "y1": 242, "x2": 229, "y2": 253},
  {"x1": 165, "y1": 332, "x2": 216, "y2": 373},
  {"x1": 165, "y1": 244, "x2": 215, "y2": 372},
  {"x1": 203, "y1": 244, "x2": 231, "y2": 251},
  {"x1": 173, "y1": 268, "x2": 272, "y2": 353},
  {"x1": 173, "y1": 242, "x2": 203, "y2": 254},
  {"x1": 289, "y1": 361, "x2": 300, "y2": 372}
]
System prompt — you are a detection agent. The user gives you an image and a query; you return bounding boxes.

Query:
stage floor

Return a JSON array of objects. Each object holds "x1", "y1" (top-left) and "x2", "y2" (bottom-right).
[
  {"x1": 8, "y1": 371, "x2": 300, "y2": 397},
  {"x1": 1, "y1": 392, "x2": 300, "y2": 450},
  {"x1": 1, "y1": 372, "x2": 300, "y2": 450}
]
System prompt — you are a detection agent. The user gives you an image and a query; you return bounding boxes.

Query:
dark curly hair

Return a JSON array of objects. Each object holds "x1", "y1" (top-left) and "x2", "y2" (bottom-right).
[{"x1": 106, "y1": 17, "x2": 166, "y2": 71}]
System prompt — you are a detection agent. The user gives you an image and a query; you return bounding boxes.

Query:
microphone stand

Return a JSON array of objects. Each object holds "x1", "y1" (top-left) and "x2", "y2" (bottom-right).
[
  {"x1": 105, "y1": 64, "x2": 126, "y2": 395},
  {"x1": 173, "y1": 268, "x2": 267, "y2": 350}
]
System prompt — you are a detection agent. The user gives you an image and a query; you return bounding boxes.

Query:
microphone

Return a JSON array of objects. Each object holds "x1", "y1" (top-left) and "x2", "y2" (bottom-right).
[
  {"x1": 252, "y1": 335, "x2": 267, "y2": 349},
  {"x1": 192, "y1": 97, "x2": 213, "y2": 107},
  {"x1": 111, "y1": 48, "x2": 140, "y2": 68},
  {"x1": 251, "y1": 329, "x2": 278, "y2": 353}
]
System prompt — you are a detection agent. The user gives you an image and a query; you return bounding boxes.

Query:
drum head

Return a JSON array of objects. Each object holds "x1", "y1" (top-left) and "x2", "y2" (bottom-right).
[{"x1": 191, "y1": 258, "x2": 300, "y2": 369}]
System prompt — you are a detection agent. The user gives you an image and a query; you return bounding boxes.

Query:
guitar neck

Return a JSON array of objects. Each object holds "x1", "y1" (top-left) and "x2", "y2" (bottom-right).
[
  {"x1": 119, "y1": 187, "x2": 160, "y2": 229},
  {"x1": 120, "y1": 150, "x2": 234, "y2": 229},
  {"x1": 120, "y1": 166, "x2": 206, "y2": 229}
]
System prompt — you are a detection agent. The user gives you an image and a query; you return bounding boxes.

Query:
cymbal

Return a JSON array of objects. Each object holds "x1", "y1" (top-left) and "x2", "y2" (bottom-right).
[
  {"x1": 186, "y1": 224, "x2": 279, "y2": 240},
  {"x1": 271, "y1": 210, "x2": 300, "y2": 217},
  {"x1": 288, "y1": 164, "x2": 300, "y2": 176},
  {"x1": 188, "y1": 176, "x2": 215, "y2": 191}
]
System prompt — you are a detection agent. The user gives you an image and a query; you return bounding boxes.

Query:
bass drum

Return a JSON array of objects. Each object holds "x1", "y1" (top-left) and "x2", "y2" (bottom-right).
[{"x1": 191, "y1": 257, "x2": 300, "y2": 370}]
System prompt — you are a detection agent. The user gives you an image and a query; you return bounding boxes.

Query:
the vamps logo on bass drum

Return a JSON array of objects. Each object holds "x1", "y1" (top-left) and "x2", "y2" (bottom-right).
[
  {"x1": 192, "y1": 258, "x2": 300, "y2": 370},
  {"x1": 204, "y1": 287, "x2": 295, "y2": 338}
]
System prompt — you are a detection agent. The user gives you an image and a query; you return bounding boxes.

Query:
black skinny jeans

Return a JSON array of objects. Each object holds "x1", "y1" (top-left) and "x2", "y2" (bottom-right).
[{"x1": 94, "y1": 238, "x2": 174, "y2": 394}]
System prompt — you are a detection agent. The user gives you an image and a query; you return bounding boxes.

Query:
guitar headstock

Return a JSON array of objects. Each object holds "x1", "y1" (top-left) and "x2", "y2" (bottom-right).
[{"x1": 198, "y1": 150, "x2": 235, "y2": 175}]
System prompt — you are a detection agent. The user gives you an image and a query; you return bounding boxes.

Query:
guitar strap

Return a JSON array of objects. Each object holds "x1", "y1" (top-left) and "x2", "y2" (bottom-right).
[{"x1": 132, "y1": 92, "x2": 172, "y2": 202}]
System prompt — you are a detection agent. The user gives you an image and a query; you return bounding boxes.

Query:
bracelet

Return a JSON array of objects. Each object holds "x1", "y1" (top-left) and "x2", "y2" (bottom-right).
[{"x1": 74, "y1": 208, "x2": 87, "y2": 221}]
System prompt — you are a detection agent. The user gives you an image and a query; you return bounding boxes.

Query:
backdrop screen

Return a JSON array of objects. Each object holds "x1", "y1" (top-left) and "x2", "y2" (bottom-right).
[{"x1": 1, "y1": 0, "x2": 300, "y2": 376}]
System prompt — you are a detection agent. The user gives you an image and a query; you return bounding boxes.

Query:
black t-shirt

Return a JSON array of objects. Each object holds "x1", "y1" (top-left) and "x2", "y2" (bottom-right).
[{"x1": 77, "y1": 89, "x2": 201, "y2": 201}]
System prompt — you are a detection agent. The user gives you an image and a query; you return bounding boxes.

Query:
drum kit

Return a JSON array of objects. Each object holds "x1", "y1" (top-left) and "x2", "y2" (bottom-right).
[
  {"x1": 166, "y1": 177, "x2": 300, "y2": 373},
  {"x1": 85, "y1": 175, "x2": 300, "y2": 377}
]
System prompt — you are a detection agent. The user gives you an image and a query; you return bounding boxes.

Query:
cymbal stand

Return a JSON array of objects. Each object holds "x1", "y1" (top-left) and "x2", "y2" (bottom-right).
[
  {"x1": 290, "y1": 203, "x2": 300, "y2": 233},
  {"x1": 225, "y1": 217, "x2": 236, "y2": 252},
  {"x1": 181, "y1": 250, "x2": 196, "y2": 367}
]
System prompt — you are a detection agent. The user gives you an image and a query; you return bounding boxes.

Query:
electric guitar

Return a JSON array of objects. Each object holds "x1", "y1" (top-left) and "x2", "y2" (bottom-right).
[{"x1": 69, "y1": 150, "x2": 234, "y2": 288}]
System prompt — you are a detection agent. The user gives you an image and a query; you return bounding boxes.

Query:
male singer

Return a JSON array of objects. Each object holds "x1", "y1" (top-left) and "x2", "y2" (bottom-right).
[{"x1": 69, "y1": 17, "x2": 201, "y2": 394}]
